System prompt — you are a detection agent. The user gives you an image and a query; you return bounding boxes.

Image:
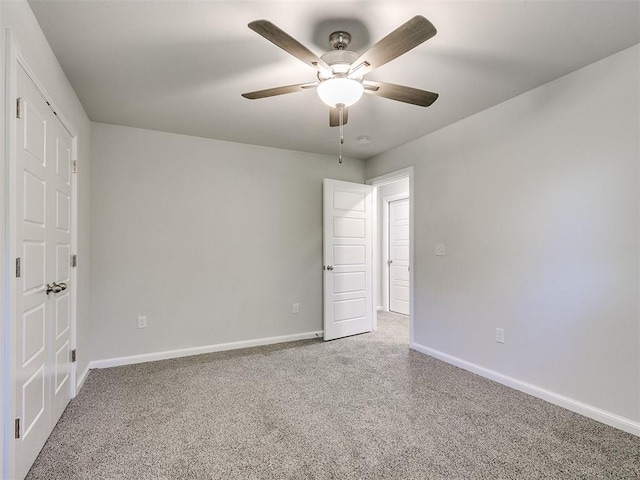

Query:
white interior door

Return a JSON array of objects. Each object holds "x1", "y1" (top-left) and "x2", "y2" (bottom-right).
[
  {"x1": 323, "y1": 179, "x2": 373, "y2": 340},
  {"x1": 15, "y1": 64, "x2": 73, "y2": 480},
  {"x1": 389, "y1": 198, "x2": 410, "y2": 315},
  {"x1": 50, "y1": 99, "x2": 73, "y2": 426}
]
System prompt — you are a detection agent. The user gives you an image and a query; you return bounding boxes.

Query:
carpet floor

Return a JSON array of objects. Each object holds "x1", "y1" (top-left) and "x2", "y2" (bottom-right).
[{"x1": 27, "y1": 312, "x2": 639, "y2": 479}]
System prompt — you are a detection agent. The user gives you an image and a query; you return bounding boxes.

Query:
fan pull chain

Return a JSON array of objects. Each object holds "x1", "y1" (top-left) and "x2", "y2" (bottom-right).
[{"x1": 338, "y1": 103, "x2": 345, "y2": 164}]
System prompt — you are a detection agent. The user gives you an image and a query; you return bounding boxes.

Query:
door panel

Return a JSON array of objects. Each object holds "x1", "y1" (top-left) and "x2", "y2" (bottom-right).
[
  {"x1": 333, "y1": 272, "x2": 366, "y2": 294},
  {"x1": 389, "y1": 198, "x2": 410, "y2": 315},
  {"x1": 333, "y1": 189, "x2": 366, "y2": 211},
  {"x1": 334, "y1": 298, "x2": 366, "y2": 322},
  {"x1": 54, "y1": 341, "x2": 70, "y2": 394},
  {"x1": 323, "y1": 179, "x2": 373, "y2": 340},
  {"x1": 22, "y1": 367, "x2": 46, "y2": 438},
  {"x1": 56, "y1": 192, "x2": 70, "y2": 231},
  {"x1": 23, "y1": 306, "x2": 46, "y2": 364},
  {"x1": 23, "y1": 173, "x2": 45, "y2": 223},
  {"x1": 334, "y1": 245, "x2": 365, "y2": 265},
  {"x1": 24, "y1": 102, "x2": 46, "y2": 164},
  {"x1": 15, "y1": 64, "x2": 73, "y2": 480},
  {"x1": 55, "y1": 294, "x2": 70, "y2": 338},
  {"x1": 392, "y1": 284, "x2": 410, "y2": 302},
  {"x1": 56, "y1": 137, "x2": 71, "y2": 185},
  {"x1": 56, "y1": 244, "x2": 70, "y2": 281},
  {"x1": 22, "y1": 243, "x2": 46, "y2": 291},
  {"x1": 393, "y1": 265, "x2": 410, "y2": 282},
  {"x1": 334, "y1": 217, "x2": 365, "y2": 237}
]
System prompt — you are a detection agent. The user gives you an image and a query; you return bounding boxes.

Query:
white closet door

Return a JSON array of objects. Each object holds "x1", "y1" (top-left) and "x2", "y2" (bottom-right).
[
  {"x1": 50, "y1": 110, "x2": 73, "y2": 424},
  {"x1": 15, "y1": 64, "x2": 73, "y2": 480}
]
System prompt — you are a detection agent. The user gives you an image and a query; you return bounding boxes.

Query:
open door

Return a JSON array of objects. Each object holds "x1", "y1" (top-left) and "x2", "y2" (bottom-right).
[{"x1": 323, "y1": 179, "x2": 373, "y2": 340}]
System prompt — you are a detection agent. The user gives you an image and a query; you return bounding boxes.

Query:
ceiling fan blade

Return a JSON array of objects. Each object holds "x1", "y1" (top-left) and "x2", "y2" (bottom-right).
[
  {"x1": 363, "y1": 81, "x2": 438, "y2": 107},
  {"x1": 329, "y1": 107, "x2": 349, "y2": 127},
  {"x1": 242, "y1": 82, "x2": 317, "y2": 100},
  {"x1": 249, "y1": 20, "x2": 331, "y2": 73},
  {"x1": 349, "y1": 16, "x2": 436, "y2": 76}
]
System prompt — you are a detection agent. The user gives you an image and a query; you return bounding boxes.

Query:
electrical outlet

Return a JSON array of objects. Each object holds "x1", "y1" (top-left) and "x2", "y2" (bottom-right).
[
  {"x1": 137, "y1": 316, "x2": 147, "y2": 329},
  {"x1": 293, "y1": 303, "x2": 300, "y2": 314},
  {"x1": 496, "y1": 328, "x2": 504, "y2": 343},
  {"x1": 435, "y1": 243, "x2": 446, "y2": 256}
]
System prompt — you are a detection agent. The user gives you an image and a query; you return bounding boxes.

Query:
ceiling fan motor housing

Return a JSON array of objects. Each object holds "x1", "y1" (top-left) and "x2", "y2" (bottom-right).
[{"x1": 329, "y1": 31, "x2": 352, "y2": 50}]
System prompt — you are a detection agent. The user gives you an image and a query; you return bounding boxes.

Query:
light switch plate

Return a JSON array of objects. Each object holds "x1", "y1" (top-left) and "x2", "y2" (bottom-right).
[{"x1": 435, "y1": 243, "x2": 446, "y2": 256}]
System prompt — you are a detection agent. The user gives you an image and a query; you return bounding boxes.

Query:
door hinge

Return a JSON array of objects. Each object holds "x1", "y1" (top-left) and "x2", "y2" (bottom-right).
[
  {"x1": 71, "y1": 349, "x2": 77, "y2": 363},
  {"x1": 71, "y1": 254, "x2": 77, "y2": 268},
  {"x1": 16, "y1": 97, "x2": 23, "y2": 119},
  {"x1": 16, "y1": 258, "x2": 21, "y2": 278},
  {"x1": 72, "y1": 160, "x2": 78, "y2": 174},
  {"x1": 15, "y1": 418, "x2": 20, "y2": 439}
]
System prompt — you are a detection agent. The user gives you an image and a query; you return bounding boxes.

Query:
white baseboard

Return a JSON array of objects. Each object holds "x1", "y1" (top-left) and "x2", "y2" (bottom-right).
[
  {"x1": 90, "y1": 330, "x2": 324, "y2": 369},
  {"x1": 410, "y1": 342, "x2": 640, "y2": 437},
  {"x1": 376, "y1": 306, "x2": 384, "y2": 311},
  {"x1": 76, "y1": 364, "x2": 90, "y2": 391}
]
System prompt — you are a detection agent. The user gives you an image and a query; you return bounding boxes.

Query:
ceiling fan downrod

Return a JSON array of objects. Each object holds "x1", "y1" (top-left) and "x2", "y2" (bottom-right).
[{"x1": 338, "y1": 103, "x2": 345, "y2": 164}]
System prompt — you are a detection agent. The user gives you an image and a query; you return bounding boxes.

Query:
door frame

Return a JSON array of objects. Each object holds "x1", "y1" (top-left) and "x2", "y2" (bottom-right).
[
  {"x1": 383, "y1": 194, "x2": 409, "y2": 313},
  {"x1": 366, "y1": 167, "x2": 414, "y2": 344},
  {"x1": 2, "y1": 32, "x2": 79, "y2": 480}
]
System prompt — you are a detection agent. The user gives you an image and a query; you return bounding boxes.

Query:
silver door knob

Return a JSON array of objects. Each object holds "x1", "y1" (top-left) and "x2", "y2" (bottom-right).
[
  {"x1": 46, "y1": 282, "x2": 68, "y2": 295},
  {"x1": 387, "y1": 259, "x2": 393, "y2": 265},
  {"x1": 326, "y1": 265, "x2": 334, "y2": 271}
]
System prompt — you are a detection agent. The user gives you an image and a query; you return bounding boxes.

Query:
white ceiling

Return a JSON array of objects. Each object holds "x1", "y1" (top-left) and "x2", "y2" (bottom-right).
[{"x1": 28, "y1": 0, "x2": 640, "y2": 161}]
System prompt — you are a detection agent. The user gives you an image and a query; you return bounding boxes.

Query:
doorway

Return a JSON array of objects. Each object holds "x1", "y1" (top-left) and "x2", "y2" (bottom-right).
[{"x1": 367, "y1": 168, "x2": 413, "y2": 345}]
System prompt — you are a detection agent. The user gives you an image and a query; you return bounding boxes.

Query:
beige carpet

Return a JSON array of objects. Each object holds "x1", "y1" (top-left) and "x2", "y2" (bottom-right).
[{"x1": 26, "y1": 311, "x2": 639, "y2": 479}]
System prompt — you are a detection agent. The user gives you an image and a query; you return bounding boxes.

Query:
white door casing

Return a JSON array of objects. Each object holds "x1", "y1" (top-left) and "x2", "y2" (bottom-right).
[
  {"x1": 323, "y1": 179, "x2": 373, "y2": 341},
  {"x1": 14, "y1": 64, "x2": 73, "y2": 480},
  {"x1": 389, "y1": 198, "x2": 410, "y2": 315}
]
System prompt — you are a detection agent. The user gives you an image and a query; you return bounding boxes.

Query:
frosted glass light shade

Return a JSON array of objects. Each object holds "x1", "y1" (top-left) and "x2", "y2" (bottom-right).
[{"x1": 317, "y1": 78, "x2": 364, "y2": 107}]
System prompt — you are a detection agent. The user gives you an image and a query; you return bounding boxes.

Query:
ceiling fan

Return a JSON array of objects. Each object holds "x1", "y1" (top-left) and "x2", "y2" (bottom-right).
[{"x1": 242, "y1": 16, "x2": 439, "y2": 128}]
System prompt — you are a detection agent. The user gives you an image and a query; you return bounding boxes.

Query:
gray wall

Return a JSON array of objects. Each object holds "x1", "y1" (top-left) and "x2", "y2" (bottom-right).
[
  {"x1": 90, "y1": 123, "x2": 365, "y2": 361},
  {"x1": 365, "y1": 45, "x2": 639, "y2": 423}
]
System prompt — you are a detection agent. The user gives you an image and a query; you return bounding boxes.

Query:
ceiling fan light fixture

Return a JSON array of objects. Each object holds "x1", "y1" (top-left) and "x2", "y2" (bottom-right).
[{"x1": 317, "y1": 77, "x2": 364, "y2": 107}]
